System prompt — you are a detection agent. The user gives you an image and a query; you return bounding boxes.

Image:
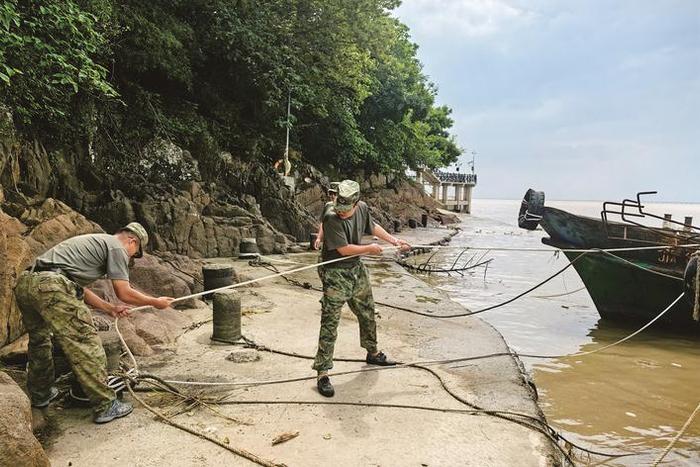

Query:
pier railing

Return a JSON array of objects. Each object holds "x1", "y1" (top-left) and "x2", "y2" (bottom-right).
[{"x1": 434, "y1": 171, "x2": 477, "y2": 185}]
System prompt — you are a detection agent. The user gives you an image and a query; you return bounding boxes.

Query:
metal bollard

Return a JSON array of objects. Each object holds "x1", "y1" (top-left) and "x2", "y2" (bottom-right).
[
  {"x1": 684, "y1": 216, "x2": 694, "y2": 232},
  {"x1": 239, "y1": 238, "x2": 260, "y2": 259},
  {"x1": 211, "y1": 290, "x2": 242, "y2": 344},
  {"x1": 202, "y1": 264, "x2": 236, "y2": 300}
]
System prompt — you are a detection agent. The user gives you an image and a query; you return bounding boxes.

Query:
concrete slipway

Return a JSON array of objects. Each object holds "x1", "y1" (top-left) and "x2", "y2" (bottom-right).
[{"x1": 45, "y1": 228, "x2": 560, "y2": 466}]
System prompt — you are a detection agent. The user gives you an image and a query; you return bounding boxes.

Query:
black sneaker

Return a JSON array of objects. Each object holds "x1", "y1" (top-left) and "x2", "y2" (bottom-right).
[
  {"x1": 316, "y1": 375, "x2": 335, "y2": 397},
  {"x1": 93, "y1": 399, "x2": 133, "y2": 424},
  {"x1": 31, "y1": 387, "x2": 60, "y2": 408},
  {"x1": 366, "y1": 351, "x2": 397, "y2": 366}
]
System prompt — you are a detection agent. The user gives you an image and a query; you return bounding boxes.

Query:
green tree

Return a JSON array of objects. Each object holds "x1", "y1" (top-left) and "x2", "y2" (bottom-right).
[
  {"x1": 0, "y1": 0, "x2": 117, "y2": 144},
  {"x1": 1, "y1": 0, "x2": 462, "y2": 184}
]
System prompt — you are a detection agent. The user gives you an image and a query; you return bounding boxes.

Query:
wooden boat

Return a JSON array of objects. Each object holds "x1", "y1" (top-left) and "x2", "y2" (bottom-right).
[{"x1": 518, "y1": 190, "x2": 699, "y2": 329}]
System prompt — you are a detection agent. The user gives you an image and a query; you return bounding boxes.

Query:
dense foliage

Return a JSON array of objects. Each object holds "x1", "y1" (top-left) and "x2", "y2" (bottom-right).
[{"x1": 0, "y1": 0, "x2": 461, "y2": 180}]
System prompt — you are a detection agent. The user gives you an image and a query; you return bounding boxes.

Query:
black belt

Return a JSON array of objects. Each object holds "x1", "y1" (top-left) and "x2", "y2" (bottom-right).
[
  {"x1": 31, "y1": 265, "x2": 63, "y2": 274},
  {"x1": 27, "y1": 263, "x2": 66, "y2": 274}
]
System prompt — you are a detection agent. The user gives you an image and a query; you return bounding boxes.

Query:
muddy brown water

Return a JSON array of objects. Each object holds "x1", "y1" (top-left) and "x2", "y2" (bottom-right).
[{"x1": 416, "y1": 199, "x2": 700, "y2": 466}]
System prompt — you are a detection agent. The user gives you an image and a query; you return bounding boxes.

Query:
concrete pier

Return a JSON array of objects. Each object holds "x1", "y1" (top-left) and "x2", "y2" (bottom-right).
[
  {"x1": 45, "y1": 228, "x2": 557, "y2": 466},
  {"x1": 415, "y1": 168, "x2": 477, "y2": 213}
]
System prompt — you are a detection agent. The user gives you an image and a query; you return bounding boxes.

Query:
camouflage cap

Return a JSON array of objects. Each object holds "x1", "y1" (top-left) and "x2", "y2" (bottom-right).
[
  {"x1": 334, "y1": 180, "x2": 360, "y2": 212},
  {"x1": 328, "y1": 181, "x2": 340, "y2": 194},
  {"x1": 120, "y1": 222, "x2": 148, "y2": 258}
]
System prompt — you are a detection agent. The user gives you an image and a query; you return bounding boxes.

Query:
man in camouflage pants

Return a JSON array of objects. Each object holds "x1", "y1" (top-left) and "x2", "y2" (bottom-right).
[
  {"x1": 14, "y1": 223, "x2": 174, "y2": 423},
  {"x1": 313, "y1": 180, "x2": 411, "y2": 397}
]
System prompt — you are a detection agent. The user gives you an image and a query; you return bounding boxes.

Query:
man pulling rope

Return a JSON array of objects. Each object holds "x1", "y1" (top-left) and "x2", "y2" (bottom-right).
[
  {"x1": 14, "y1": 223, "x2": 174, "y2": 423},
  {"x1": 313, "y1": 180, "x2": 411, "y2": 397}
]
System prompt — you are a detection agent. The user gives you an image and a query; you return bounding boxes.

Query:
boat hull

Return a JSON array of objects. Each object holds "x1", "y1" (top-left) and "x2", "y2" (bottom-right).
[
  {"x1": 539, "y1": 207, "x2": 696, "y2": 329},
  {"x1": 560, "y1": 250, "x2": 692, "y2": 327}
]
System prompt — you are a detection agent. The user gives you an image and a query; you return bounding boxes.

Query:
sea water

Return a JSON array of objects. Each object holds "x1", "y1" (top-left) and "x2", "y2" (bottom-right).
[{"x1": 428, "y1": 199, "x2": 700, "y2": 466}]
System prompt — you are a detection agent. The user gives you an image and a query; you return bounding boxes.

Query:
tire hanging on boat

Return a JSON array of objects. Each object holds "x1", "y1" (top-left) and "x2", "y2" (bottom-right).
[
  {"x1": 518, "y1": 189, "x2": 545, "y2": 230},
  {"x1": 684, "y1": 253, "x2": 699, "y2": 320}
]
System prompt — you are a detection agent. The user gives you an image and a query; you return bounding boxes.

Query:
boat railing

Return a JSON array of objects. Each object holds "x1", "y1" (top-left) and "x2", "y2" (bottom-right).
[{"x1": 601, "y1": 191, "x2": 700, "y2": 245}]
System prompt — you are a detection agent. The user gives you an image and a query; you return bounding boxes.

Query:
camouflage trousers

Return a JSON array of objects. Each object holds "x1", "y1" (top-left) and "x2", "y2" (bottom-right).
[
  {"x1": 14, "y1": 271, "x2": 115, "y2": 412},
  {"x1": 313, "y1": 262, "x2": 378, "y2": 372}
]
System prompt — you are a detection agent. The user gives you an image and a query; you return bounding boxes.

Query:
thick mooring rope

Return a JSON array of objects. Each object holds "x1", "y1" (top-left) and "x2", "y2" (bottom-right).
[
  {"x1": 115, "y1": 250, "x2": 379, "y2": 371},
  {"x1": 115, "y1": 241, "x2": 693, "y2": 372},
  {"x1": 125, "y1": 383, "x2": 285, "y2": 467},
  {"x1": 651, "y1": 400, "x2": 700, "y2": 467},
  {"x1": 109, "y1": 242, "x2": 695, "y2": 465}
]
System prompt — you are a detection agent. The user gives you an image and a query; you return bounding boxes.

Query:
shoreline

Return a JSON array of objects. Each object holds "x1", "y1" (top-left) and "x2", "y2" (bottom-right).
[{"x1": 39, "y1": 226, "x2": 560, "y2": 466}]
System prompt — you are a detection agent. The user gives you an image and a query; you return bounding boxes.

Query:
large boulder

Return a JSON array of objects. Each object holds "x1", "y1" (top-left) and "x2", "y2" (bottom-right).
[
  {"x1": 128, "y1": 254, "x2": 197, "y2": 309},
  {"x1": 115, "y1": 181, "x2": 291, "y2": 258},
  {"x1": 0, "y1": 199, "x2": 101, "y2": 347},
  {"x1": 86, "y1": 252, "x2": 204, "y2": 356},
  {"x1": 216, "y1": 159, "x2": 318, "y2": 242},
  {"x1": 110, "y1": 307, "x2": 194, "y2": 356},
  {"x1": 0, "y1": 371, "x2": 50, "y2": 466},
  {"x1": 140, "y1": 137, "x2": 201, "y2": 183}
]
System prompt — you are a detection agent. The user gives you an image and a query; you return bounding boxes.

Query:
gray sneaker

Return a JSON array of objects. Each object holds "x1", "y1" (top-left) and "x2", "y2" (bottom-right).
[
  {"x1": 32, "y1": 387, "x2": 61, "y2": 408},
  {"x1": 93, "y1": 399, "x2": 133, "y2": 424}
]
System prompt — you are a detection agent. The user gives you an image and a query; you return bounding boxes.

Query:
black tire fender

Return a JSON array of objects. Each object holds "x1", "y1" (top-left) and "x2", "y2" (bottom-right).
[{"x1": 518, "y1": 189, "x2": 545, "y2": 230}]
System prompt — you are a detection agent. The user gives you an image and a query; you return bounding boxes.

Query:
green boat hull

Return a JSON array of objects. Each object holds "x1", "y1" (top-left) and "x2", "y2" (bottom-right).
[
  {"x1": 561, "y1": 250, "x2": 691, "y2": 328},
  {"x1": 539, "y1": 207, "x2": 696, "y2": 329}
]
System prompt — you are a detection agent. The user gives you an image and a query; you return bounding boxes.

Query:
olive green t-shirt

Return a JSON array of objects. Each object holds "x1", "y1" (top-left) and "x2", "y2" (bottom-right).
[
  {"x1": 35, "y1": 233, "x2": 130, "y2": 286},
  {"x1": 321, "y1": 201, "x2": 375, "y2": 268}
]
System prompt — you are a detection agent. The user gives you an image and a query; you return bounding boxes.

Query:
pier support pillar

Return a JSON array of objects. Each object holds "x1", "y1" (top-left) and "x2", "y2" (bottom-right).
[
  {"x1": 454, "y1": 185, "x2": 462, "y2": 211},
  {"x1": 464, "y1": 186, "x2": 472, "y2": 214}
]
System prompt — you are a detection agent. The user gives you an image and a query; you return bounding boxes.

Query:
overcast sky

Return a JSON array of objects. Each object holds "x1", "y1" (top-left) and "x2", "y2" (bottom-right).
[{"x1": 394, "y1": 0, "x2": 699, "y2": 202}]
